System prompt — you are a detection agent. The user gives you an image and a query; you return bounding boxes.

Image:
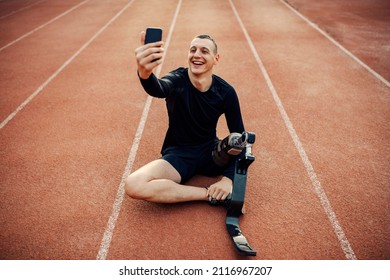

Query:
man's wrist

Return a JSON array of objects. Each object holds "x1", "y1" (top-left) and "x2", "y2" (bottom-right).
[{"x1": 137, "y1": 70, "x2": 152, "y2": 80}]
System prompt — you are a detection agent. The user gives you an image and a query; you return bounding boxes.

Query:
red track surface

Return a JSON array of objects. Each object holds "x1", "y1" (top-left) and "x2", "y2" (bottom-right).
[{"x1": 1, "y1": 0, "x2": 389, "y2": 260}]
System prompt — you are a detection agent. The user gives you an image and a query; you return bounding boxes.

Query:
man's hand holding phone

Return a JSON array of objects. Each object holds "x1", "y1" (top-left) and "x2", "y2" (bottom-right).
[{"x1": 135, "y1": 28, "x2": 164, "y2": 79}]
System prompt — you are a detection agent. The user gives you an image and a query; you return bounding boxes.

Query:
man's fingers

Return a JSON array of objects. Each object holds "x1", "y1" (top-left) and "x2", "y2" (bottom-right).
[
  {"x1": 216, "y1": 192, "x2": 224, "y2": 200},
  {"x1": 213, "y1": 191, "x2": 228, "y2": 200},
  {"x1": 135, "y1": 45, "x2": 164, "y2": 63},
  {"x1": 135, "y1": 43, "x2": 163, "y2": 56},
  {"x1": 136, "y1": 45, "x2": 164, "y2": 68},
  {"x1": 142, "y1": 52, "x2": 163, "y2": 65},
  {"x1": 140, "y1": 31, "x2": 145, "y2": 44},
  {"x1": 208, "y1": 188, "x2": 229, "y2": 200},
  {"x1": 220, "y1": 192, "x2": 229, "y2": 200}
]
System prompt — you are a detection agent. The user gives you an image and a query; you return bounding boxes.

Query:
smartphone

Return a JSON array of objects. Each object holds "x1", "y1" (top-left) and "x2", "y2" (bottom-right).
[{"x1": 144, "y1": 27, "x2": 163, "y2": 44}]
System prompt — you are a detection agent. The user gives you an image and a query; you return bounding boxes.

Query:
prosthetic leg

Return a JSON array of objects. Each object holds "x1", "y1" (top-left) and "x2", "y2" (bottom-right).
[
  {"x1": 212, "y1": 132, "x2": 257, "y2": 256},
  {"x1": 226, "y1": 132, "x2": 256, "y2": 256},
  {"x1": 212, "y1": 132, "x2": 247, "y2": 167}
]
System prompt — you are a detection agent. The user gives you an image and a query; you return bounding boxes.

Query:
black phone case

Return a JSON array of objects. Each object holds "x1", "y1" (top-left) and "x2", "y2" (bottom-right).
[{"x1": 145, "y1": 28, "x2": 162, "y2": 44}]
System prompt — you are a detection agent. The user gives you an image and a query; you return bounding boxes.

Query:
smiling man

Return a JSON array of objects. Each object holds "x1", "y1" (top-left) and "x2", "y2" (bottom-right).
[{"x1": 125, "y1": 33, "x2": 245, "y2": 205}]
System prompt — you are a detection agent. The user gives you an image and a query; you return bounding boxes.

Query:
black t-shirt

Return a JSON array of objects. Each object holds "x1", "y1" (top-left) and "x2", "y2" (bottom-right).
[{"x1": 139, "y1": 67, "x2": 245, "y2": 152}]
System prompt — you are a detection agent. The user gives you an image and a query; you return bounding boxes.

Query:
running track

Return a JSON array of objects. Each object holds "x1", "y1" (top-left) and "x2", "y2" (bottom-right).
[{"x1": 0, "y1": 0, "x2": 389, "y2": 260}]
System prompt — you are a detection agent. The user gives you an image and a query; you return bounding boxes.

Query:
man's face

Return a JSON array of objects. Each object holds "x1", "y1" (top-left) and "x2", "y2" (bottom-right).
[{"x1": 188, "y1": 38, "x2": 219, "y2": 76}]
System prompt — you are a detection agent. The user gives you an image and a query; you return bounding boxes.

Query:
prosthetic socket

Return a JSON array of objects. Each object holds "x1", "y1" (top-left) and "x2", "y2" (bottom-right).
[{"x1": 212, "y1": 132, "x2": 254, "y2": 167}]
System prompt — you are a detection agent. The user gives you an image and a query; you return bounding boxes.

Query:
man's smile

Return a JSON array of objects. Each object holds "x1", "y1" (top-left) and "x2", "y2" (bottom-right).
[{"x1": 192, "y1": 60, "x2": 204, "y2": 65}]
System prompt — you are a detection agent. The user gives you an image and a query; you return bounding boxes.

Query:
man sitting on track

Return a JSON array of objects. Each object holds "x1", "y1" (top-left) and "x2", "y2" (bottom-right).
[{"x1": 125, "y1": 32, "x2": 246, "y2": 205}]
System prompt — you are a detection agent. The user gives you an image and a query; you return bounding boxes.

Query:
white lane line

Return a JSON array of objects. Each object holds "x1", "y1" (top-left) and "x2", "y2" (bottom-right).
[
  {"x1": 229, "y1": 0, "x2": 357, "y2": 260},
  {"x1": 96, "y1": 0, "x2": 183, "y2": 260},
  {"x1": 281, "y1": 0, "x2": 389, "y2": 88},
  {"x1": 0, "y1": 0, "x2": 132, "y2": 130},
  {"x1": 0, "y1": 0, "x2": 47, "y2": 20},
  {"x1": 0, "y1": 0, "x2": 89, "y2": 52}
]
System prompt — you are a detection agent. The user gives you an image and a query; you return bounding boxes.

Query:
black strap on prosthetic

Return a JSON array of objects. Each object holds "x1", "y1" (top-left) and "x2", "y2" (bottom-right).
[
  {"x1": 226, "y1": 132, "x2": 257, "y2": 256},
  {"x1": 212, "y1": 132, "x2": 243, "y2": 167}
]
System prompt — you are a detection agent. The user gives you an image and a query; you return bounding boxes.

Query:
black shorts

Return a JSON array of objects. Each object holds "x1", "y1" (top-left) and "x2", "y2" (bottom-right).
[{"x1": 161, "y1": 140, "x2": 226, "y2": 183}]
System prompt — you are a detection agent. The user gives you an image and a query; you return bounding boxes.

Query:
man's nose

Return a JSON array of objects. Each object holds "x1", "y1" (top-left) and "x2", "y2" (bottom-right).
[{"x1": 194, "y1": 49, "x2": 202, "y2": 57}]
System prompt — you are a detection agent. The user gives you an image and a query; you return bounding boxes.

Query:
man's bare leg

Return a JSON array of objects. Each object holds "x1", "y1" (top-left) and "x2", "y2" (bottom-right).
[{"x1": 124, "y1": 159, "x2": 208, "y2": 203}]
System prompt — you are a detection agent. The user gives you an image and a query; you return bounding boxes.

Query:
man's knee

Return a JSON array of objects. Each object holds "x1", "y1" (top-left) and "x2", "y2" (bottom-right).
[{"x1": 124, "y1": 173, "x2": 146, "y2": 200}]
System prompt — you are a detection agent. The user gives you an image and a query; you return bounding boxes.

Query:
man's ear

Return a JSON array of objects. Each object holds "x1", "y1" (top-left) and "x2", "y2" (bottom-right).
[{"x1": 214, "y1": 53, "x2": 220, "y2": 65}]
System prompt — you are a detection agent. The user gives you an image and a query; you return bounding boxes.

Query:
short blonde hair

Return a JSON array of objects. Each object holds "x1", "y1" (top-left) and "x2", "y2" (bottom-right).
[{"x1": 195, "y1": 34, "x2": 218, "y2": 54}]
